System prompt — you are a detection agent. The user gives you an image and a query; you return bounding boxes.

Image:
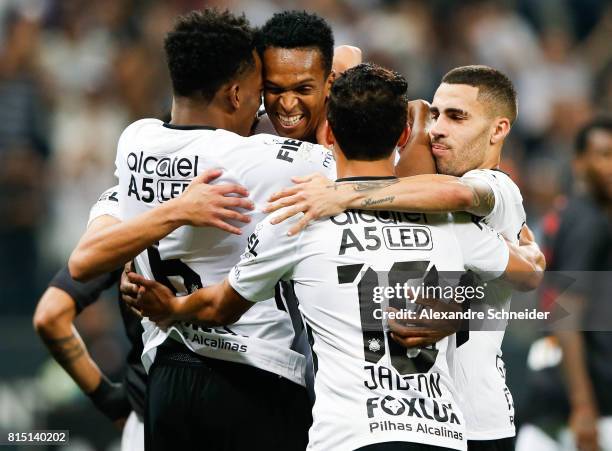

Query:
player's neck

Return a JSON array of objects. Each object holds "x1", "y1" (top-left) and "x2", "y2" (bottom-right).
[
  {"x1": 336, "y1": 157, "x2": 395, "y2": 179},
  {"x1": 476, "y1": 145, "x2": 502, "y2": 170},
  {"x1": 170, "y1": 97, "x2": 233, "y2": 131}
]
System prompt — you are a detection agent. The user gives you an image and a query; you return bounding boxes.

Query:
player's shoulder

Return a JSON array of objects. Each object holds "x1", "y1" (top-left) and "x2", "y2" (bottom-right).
[
  {"x1": 96, "y1": 185, "x2": 119, "y2": 203},
  {"x1": 463, "y1": 168, "x2": 522, "y2": 199},
  {"x1": 120, "y1": 118, "x2": 163, "y2": 138},
  {"x1": 117, "y1": 118, "x2": 164, "y2": 149},
  {"x1": 234, "y1": 133, "x2": 335, "y2": 171}
]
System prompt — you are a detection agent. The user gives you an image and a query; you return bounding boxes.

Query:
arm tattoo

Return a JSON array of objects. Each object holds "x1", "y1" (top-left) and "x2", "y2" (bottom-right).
[
  {"x1": 361, "y1": 195, "x2": 396, "y2": 208},
  {"x1": 460, "y1": 179, "x2": 496, "y2": 216},
  {"x1": 43, "y1": 334, "x2": 85, "y2": 365},
  {"x1": 351, "y1": 179, "x2": 400, "y2": 192}
]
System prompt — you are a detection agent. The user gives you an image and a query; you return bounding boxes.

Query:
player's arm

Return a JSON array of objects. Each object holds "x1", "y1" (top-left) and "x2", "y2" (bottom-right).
[
  {"x1": 265, "y1": 173, "x2": 495, "y2": 235},
  {"x1": 501, "y1": 239, "x2": 545, "y2": 291},
  {"x1": 69, "y1": 169, "x2": 254, "y2": 281},
  {"x1": 33, "y1": 268, "x2": 130, "y2": 425},
  {"x1": 127, "y1": 216, "x2": 300, "y2": 328},
  {"x1": 125, "y1": 275, "x2": 252, "y2": 328}
]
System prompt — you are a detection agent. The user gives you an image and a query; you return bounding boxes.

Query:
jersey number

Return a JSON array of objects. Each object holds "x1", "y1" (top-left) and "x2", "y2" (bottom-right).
[
  {"x1": 146, "y1": 245, "x2": 203, "y2": 295},
  {"x1": 337, "y1": 261, "x2": 439, "y2": 376}
]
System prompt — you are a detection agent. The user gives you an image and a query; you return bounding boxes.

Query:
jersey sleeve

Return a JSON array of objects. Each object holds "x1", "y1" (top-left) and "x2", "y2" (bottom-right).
[
  {"x1": 461, "y1": 169, "x2": 526, "y2": 243},
  {"x1": 87, "y1": 185, "x2": 120, "y2": 227},
  {"x1": 48, "y1": 266, "x2": 121, "y2": 313},
  {"x1": 452, "y1": 213, "x2": 510, "y2": 281},
  {"x1": 228, "y1": 213, "x2": 303, "y2": 302}
]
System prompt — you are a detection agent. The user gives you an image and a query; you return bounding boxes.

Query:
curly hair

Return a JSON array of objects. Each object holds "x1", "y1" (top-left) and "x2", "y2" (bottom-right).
[
  {"x1": 256, "y1": 10, "x2": 334, "y2": 76},
  {"x1": 327, "y1": 63, "x2": 408, "y2": 161},
  {"x1": 164, "y1": 9, "x2": 255, "y2": 100}
]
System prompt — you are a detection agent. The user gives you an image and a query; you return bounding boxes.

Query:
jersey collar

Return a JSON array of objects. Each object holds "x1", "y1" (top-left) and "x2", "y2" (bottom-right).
[
  {"x1": 163, "y1": 123, "x2": 217, "y2": 131},
  {"x1": 335, "y1": 175, "x2": 397, "y2": 183}
]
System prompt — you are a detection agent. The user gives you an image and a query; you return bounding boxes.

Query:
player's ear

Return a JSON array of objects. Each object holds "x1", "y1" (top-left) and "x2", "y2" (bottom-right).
[
  {"x1": 323, "y1": 120, "x2": 335, "y2": 149},
  {"x1": 490, "y1": 117, "x2": 511, "y2": 145},
  {"x1": 228, "y1": 83, "x2": 241, "y2": 111},
  {"x1": 397, "y1": 124, "x2": 410, "y2": 148},
  {"x1": 324, "y1": 71, "x2": 335, "y2": 98}
]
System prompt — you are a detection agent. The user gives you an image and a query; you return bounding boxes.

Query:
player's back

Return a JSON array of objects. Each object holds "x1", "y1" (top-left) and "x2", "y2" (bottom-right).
[
  {"x1": 230, "y1": 180, "x2": 510, "y2": 450},
  {"x1": 115, "y1": 118, "x2": 335, "y2": 385}
]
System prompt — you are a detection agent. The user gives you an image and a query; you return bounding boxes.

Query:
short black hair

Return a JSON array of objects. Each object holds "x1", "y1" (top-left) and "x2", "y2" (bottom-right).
[
  {"x1": 442, "y1": 65, "x2": 518, "y2": 124},
  {"x1": 575, "y1": 115, "x2": 612, "y2": 155},
  {"x1": 327, "y1": 63, "x2": 408, "y2": 161},
  {"x1": 164, "y1": 9, "x2": 255, "y2": 101},
  {"x1": 256, "y1": 10, "x2": 334, "y2": 76}
]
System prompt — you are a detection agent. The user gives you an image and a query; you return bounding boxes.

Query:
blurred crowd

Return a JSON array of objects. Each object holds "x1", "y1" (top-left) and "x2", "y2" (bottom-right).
[
  {"x1": 1, "y1": 0, "x2": 610, "y2": 312},
  {"x1": 0, "y1": 0, "x2": 610, "y2": 448}
]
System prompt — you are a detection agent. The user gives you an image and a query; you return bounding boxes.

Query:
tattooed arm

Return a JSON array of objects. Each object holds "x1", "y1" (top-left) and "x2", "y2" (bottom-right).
[
  {"x1": 265, "y1": 173, "x2": 495, "y2": 235},
  {"x1": 33, "y1": 287, "x2": 101, "y2": 392},
  {"x1": 343, "y1": 175, "x2": 495, "y2": 216},
  {"x1": 33, "y1": 269, "x2": 131, "y2": 424}
]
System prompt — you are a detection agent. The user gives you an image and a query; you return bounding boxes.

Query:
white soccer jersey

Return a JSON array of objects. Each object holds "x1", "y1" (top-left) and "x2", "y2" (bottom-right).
[
  {"x1": 87, "y1": 185, "x2": 120, "y2": 227},
  {"x1": 229, "y1": 180, "x2": 510, "y2": 451},
  {"x1": 452, "y1": 168, "x2": 526, "y2": 440},
  {"x1": 114, "y1": 118, "x2": 336, "y2": 386}
]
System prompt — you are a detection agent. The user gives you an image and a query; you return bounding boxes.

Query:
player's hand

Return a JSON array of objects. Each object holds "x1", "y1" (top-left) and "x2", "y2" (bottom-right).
[
  {"x1": 387, "y1": 298, "x2": 462, "y2": 348},
  {"x1": 126, "y1": 273, "x2": 179, "y2": 328},
  {"x1": 569, "y1": 402, "x2": 599, "y2": 451},
  {"x1": 407, "y1": 99, "x2": 432, "y2": 129},
  {"x1": 172, "y1": 169, "x2": 255, "y2": 234},
  {"x1": 332, "y1": 45, "x2": 362, "y2": 74},
  {"x1": 264, "y1": 173, "x2": 350, "y2": 235},
  {"x1": 120, "y1": 262, "x2": 141, "y2": 317}
]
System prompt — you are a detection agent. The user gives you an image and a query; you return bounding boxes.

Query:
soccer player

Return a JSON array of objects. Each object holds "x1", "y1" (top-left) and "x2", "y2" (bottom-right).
[
  {"x1": 69, "y1": 10, "x2": 354, "y2": 282},
  {"x1": 263, "y1": 65, "x2": 545, "y2": 450},
  {"x1": 516, "y1": 116, "x2": 612, "y2": 451},
  {"x1": 128, "y1": 63, "x2": 542, "y2": 451},
  {"x1": 103, "y1": 9, "x2": 340, "y2": 451},
  {"x1": 254, "y1": 10, "x2": 335, "y2": 143},
  {"x1": 34, "y1": 187, "x2": 143, "y2": 451}
]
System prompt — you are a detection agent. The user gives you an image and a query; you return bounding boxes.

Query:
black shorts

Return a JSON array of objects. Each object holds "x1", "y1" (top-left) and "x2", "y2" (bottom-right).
[
  {"x1": 467, "y1": 437, "x2": 515, "y2": 451},
  {"x1": 145, "y1": 341, "x2": 312, "y2": 451},
  {"x1": 356, "y1": 443, "x2": 455, "y2": 451}
]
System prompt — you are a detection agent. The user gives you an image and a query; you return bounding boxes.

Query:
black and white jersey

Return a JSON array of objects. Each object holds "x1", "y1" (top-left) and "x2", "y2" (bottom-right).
[
  {"x1": 114, "y1": 119, "x2": 335, "y2": 386},
  {"x1": 228, "y1": 176, "x2": 510, "y2": 451},
  {"x1": 87, "y1": 185, "x2": 120, "y2": 227},
  {"x1": 452, "y1": 169, "x2": 526, "y2": 440}
]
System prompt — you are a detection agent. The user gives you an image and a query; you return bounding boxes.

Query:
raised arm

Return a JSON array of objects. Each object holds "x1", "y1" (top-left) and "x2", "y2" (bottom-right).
[
  {"x1": 332, "y1": 45, "x2": 362, "y2": 74},
  {"x1": 395, "y1": 100, "x2": 436, "y2": 177},
  {"x1": 69, "y1": 169, "x2": 254, "y2": 281}
]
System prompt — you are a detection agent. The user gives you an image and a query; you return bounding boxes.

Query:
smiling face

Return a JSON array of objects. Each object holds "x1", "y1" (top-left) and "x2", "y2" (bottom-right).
[
  {"x1": 429, "y1": 83, "x2": 492, "y2": 176},
  {"x1": 262, "y1": 47, "x2": 331, "y2": 142}
]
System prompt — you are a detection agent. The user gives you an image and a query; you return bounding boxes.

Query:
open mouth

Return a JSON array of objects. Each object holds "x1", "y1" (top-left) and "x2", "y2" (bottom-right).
[{"x1": 276, "y1": 113, "x2": 305, "y2": 129}]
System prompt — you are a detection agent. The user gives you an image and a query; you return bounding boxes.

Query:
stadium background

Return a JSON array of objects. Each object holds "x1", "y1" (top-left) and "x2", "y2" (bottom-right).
[{"x1": 0, "y1": 0, "x2": 610, "y2": 449}]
